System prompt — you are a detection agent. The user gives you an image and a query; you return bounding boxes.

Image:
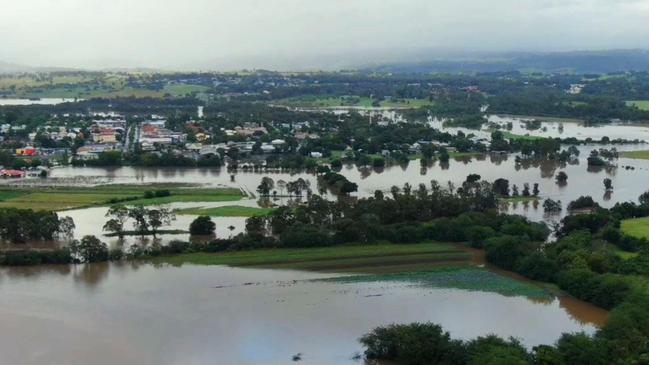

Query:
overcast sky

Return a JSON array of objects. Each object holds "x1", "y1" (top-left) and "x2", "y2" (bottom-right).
[{"x1": 1, "y1": 0, "x2": 649, "y2": 71}]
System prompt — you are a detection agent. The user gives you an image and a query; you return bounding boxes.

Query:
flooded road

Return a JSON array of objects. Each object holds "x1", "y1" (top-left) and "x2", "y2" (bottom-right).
[{"x1": 0, "y1": 263, "x2": 604, "y2": 365}]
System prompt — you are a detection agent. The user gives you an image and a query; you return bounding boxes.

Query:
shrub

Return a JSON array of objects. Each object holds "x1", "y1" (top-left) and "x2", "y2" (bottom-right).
[{"x1": 189, "y1": 216, "x2": 216, "y2": 236}]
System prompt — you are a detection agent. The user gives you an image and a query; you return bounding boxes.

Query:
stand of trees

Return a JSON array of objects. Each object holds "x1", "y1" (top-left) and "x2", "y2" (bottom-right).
[
  {"x1": 359, "y1": 191, "x2": 649, "y2": 365},
  {"x1": 0, "y1": 208, "x2": 74, "y2": 243},
  {"x1": 103, "y1": 204, "x2": 175, "y2": 238}
]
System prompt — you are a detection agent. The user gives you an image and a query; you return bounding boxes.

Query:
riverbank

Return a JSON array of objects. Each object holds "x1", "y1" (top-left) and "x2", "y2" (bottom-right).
[
  {"x1": 153, "y1": 241, "x2": 474, "y2": 273},
  {"x1": 0, "y1": 184, "x2": 243, "y2": 211}
]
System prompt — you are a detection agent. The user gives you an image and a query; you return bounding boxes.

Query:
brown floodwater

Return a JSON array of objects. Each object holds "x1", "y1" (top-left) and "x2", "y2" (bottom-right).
[
  {"x1": 32, "y1": 140, "x2": 649, "y2": 246},
  {"x1": 0, "y1": 262, "x2": 605, "y2": 365}
]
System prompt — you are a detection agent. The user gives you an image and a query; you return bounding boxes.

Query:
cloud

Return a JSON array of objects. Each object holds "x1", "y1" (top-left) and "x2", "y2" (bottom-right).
[{"x1": 0, "y1": 0, "x2": 648, "y2": 70}]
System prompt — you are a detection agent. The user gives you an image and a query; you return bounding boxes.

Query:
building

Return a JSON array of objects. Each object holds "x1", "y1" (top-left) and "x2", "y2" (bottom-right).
[
  {"x1": 93, "y1": 132, "x2": 118, "y2": 144},
  {"x1": 16, "y1": 147, "x2": 37, "y2": 156},
  {"x1": 0, "y1": 169, "x2": 25, "y2": 178}
]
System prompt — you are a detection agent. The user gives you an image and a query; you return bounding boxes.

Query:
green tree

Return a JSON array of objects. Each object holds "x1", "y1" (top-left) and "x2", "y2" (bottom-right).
[
  {"x1": 70, "y1": 235, "x2": 109, "y2": 263},
  {"x1": 189, "y1": 216, "x2": 216, "y2": 235},
  {"x1": 257, "y1": 176, "x2": 275, "y2": 196}
]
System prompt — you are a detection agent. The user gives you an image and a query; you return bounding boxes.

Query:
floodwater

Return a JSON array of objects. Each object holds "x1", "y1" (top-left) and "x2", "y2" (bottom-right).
[
  {"x1": 488, "y1": 115, "x2": 649, "y2": 141},
  {"x1": 0, "y1": 98, "x2": 78, "y2": 105},
  {"x1": 37, "y1": 141, "x2": 649, "y2": 237},
  {"x1": 0, "y1": 114, "x2": 623, "y2": 365},
  {"x1": 0, "y1": 263, "x2": 605, "y2": 365}
]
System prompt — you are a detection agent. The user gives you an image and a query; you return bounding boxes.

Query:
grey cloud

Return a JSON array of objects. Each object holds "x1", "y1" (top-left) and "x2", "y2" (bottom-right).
[{"x1": 0, "y1": 0, "x2": 648, "y2": 70}]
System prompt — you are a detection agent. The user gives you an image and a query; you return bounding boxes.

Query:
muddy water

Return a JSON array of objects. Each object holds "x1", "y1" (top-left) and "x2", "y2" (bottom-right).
[
  {"x1": 44, "y1": 143, "x2": 649, "y2": 230},
  {"x1": 488, "y1": 115, "x2": 649, "y2": 141},
  {"x1": 0, "y1": 263, "x2": 603, "y2": 365}
]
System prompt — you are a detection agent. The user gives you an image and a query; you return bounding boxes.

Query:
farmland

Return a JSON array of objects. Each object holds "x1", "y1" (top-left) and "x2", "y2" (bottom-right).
[{"x1": 0, "y1": 184, "x2": 243, "y2": 211}]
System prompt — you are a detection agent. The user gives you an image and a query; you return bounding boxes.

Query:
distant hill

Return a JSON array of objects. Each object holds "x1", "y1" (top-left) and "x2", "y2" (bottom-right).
[
  {"x1": 366, "y1": 49, "x2": 649, "y2": 74},
  {"x1": 0, "y1": 61, "x2": 36, "y2": 74},
  {"x1": 0, "y1": 61, "x2": 78, "y2": 74}
]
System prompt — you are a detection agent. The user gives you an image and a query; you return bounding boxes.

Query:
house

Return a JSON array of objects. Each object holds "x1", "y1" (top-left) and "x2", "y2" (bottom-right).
[
  {"x1": 0, "y1": 169, "x2": 25, "y2": 178},
  {"x1": 16, "y1": 147, "x2": 37, "y2": 156},
  {"x1": 186, "y1": 143, "x2": 203, "y2": 151},
  {"x1": 233, "y1": 125, "x2": 267, "y2": 136},
  {"x1": 195, "y1": 133, "x2": 210, "y2": 142},
  {"x1": 294, "y1": 132, "x2": 320, "y2": 140},
  {"x1": 409, "y1": 143, "x2": 422, "y2": 154},
  {"x1": 93, "y1": 132, "x2": 118, "y2": 144},
  {"x1": 260, "y1": 144, "x2": 276, "y2": 153}
]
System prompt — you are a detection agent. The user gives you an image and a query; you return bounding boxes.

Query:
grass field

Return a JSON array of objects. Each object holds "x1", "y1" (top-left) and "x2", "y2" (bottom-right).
[
  {"x1": 620, "y1": 150, "x2": 649, "y2": 160},
  {"x1": 621, "y1": 217, "x2": 649, "y2": 239},
  {"x1": 0, "y1": 73, "x2": 211, "y2": 99},
  {"x1": 274, "y1": 95, "x2": 434, "y2": 109},
  {"x1": 163, "y1": 83, "x2": 210, "y2": 96},
  {"x1": 318, "y1": 267, "x2": 550, "y2": 298},
  {"x1": 501, "y1": 131, "x2": 547, "y2": 141},
  {"x1": 176, "y1": 205, "x2": 275, "y2": 217},
  {"x1": 154, "y1": 241, "x2": 474, "y2": 272},
  {"x1": 626, "y1": 100, "x2": 649, "y2": 111},
  {"x1": 0, "y1": 185, "x2": 243, "y2": 211}
]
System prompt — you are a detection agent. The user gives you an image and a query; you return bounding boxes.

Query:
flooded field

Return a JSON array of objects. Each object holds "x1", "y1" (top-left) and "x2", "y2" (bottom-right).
[
  {"x1": 32, "y1": 140, "x2": 649, "y2": 240},
  {"x1": 0, "y1": 262, "x2": 606, "y2": 365}
]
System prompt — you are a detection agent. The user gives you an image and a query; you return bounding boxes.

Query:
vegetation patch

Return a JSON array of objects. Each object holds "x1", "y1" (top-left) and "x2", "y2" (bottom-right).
[
  {"x1": 176, "y1": 205, "x2": 275, "y2": 217},
  {"x1": 619, "y1": 150, "x2": 649, "y2": 160},
  {"x1": 621, "y1": 216, "x2": 649, "y2": 239},
  {"x1": 316, "y1": 267, "x2": 550, "y2": 298},
  {"x1": 274, "y1": 95, "x2": 434, "y2": 109},
  {"x1": 0, "y1": 185, "x2": 243, "y2": 211},
  {"x1": 500, "y1": 131, "x2": 547, "y2": 141},
  {"x1": 153, "y1": 242, "x2": 472, "y2": 272},
  {"x1": 626, "y1": 100, "x2": 649, "y2": 111}
]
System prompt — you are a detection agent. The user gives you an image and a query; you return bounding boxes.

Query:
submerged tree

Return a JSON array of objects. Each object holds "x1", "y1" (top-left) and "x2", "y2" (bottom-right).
[
  {"x1": 70, "y1": 235, "x2": 109, "y2": 263},
  {"x1": 543, "y1": 198, "x2": 563, "y2": 213},
  {"x1": 189, "y1": 216, "x2": 216, "y2": 236}
]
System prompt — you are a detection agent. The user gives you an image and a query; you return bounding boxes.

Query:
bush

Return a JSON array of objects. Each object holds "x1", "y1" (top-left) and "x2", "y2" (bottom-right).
[
  {"x1": 154, "y1": 190, "x2": 171, "y2": 197},
  {"x1": 40, "y1": 248, "x2": 73, "y2": 264},
  {"x1": 568, "y1": 196, "x2": 599, "y2": 211},
  {"x1": 515, "y1": 252, "x2": 558, "y2": 282},
  {"x1": 164, "y1": 240, "x2": 191, "y2": 254},
  {"x1": 189, "y1": 216, "x2": 216, "y2": 235},
  {"x1": 70, "y1": 235, "x2": 109, "y2": 263},
  {"x1": 360, "y1": 323, "x2": 467, "y2": 365},
  {"x1": 485, "y1": 235, "x2": 531, "y2": 271},
  {"x1": 1, "y1": 250, "x2": 42, "y2": 266},
  {"x1": 109, "y1": 248, "x2": 124, "y2": 261},
  {"x1": 466, "y1": 226, "x2": 496, "y2": 248},
  {"x1": 280, "y1": 224, "x2": 331, "y2": 248}
]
